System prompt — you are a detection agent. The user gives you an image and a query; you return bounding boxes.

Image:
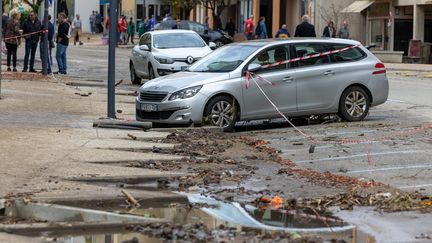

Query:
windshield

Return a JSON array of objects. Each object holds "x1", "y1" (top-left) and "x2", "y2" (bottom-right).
[
  {"x1": 153, "y1": 33, "x2": 206, "y2": 49},
  {"x1": 188, "y1": 45, "x2": 260, "y2": 73}
]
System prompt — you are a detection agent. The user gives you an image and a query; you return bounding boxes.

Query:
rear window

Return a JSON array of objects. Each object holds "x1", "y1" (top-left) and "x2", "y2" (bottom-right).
[{"x1": 329, "y1": 44, "x2": 367, "y2": 63}]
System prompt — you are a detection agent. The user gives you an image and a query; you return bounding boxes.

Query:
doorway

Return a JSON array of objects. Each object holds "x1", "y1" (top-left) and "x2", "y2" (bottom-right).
[
  {"x1": 259, "y1": 0, "x2": 273, "y2": 37},
  {"x1": 394, "y1": 19, "x2": 413, "y2": 55}
]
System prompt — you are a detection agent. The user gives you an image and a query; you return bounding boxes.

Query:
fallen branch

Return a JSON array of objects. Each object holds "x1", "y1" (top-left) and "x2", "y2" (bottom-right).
[
  {"x1": 121, "y1": 189, "x2": 141, "y2": 208},
  {"x1": 115, "y1": 79, "x2": 123, "y2": 86}
]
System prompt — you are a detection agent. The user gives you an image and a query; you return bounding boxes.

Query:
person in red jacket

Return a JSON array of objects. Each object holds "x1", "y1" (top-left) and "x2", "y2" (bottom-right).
[
  {"x1": 118, "y1": 15, "x2": 128, "y2": 45},
  {"x1": 244, "y1": 15, "x2": 254, "y2": 40}
]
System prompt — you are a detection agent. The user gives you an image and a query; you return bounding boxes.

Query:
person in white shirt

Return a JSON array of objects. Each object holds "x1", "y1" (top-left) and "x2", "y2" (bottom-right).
[{"x1": 72, "y1": 14, "x2": 83, "y2": 45}]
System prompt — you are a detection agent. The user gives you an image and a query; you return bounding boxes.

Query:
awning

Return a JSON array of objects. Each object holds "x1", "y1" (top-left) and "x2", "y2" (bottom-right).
[{"x1": 341, "y1": 0, "x2": 375, "y2": 13}]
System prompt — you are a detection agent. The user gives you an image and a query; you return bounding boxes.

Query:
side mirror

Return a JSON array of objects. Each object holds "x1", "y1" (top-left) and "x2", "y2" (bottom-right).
[
  {"x1": 247, "y1": 63, "x2": 262, "y2": 72},
  {"x1": 139, "y1": 44, "x2": 150, "y2": 51},
  {"x1": 209, "y1": 42, "x2": 217, "y2": 50}
]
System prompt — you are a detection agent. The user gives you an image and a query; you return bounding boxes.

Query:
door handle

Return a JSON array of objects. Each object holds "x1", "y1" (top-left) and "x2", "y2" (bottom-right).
[
  {"x1": 324, "y1": 70, "x2": 335, "y2": 75},
  {"x1": 282, "y1": 76, "x2": 294, "y2": 82}
]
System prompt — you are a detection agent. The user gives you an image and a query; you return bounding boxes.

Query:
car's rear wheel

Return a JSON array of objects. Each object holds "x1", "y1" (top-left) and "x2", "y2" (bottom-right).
[
  {"x1": 130, "y1": 63, "x2": 141, "y2": 85},
  {"x1": 204, "y1": 96, "x2": 237, "y2": 132},
  {"x1": 338, "y1": 86, "x2": 370, "y2": 121},
  {"x1": 149, "y1": 65, "x2": 156, "y2": 80}
]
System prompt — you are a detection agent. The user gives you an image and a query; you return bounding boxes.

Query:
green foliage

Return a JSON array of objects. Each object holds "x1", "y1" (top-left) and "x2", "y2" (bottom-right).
[{"x1": 22, "y1": 0, "x2": 44, "y2": 12}]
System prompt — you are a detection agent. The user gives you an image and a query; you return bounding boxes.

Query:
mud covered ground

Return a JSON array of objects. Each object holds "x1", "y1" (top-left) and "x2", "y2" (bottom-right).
[{"x1": 120, "y1": 128, "x2": 432, "y2": 214}]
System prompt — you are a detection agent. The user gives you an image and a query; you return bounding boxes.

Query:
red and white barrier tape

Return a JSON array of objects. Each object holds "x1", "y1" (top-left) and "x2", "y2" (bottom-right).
[{"x1": 3, "y1": 29, "x2": 48, "y2": 41}]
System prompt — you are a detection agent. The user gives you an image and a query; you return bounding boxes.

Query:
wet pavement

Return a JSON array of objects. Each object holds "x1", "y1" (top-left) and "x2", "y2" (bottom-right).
[{"x1": 2, "y1": 40, "x2": 432, "y2": 242}]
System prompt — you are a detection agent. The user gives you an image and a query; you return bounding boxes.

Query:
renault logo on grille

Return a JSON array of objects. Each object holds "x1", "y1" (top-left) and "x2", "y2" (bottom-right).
[{"x1": 186, "y1": 56, "x2": 194, "y2": 64}]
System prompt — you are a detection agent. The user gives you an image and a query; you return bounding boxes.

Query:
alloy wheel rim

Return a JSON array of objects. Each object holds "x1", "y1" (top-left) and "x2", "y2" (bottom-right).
[
  {"x1": 345, "y1": 91, "x2": 367, "y2": 118},
  {"x1": 210, "y1": 100, "x2": 234, "y2": 128}
]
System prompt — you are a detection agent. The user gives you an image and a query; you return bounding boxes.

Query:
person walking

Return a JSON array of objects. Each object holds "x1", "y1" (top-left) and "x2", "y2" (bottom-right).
[
  {"x1": 275, "y1": 24, "x2": 290, "y2": 38},
  {"x1": 95, "y1": 11, "x2": 103, "y2": 33},
  {"x1": 118, "y1": 15, "x2": 128, "y2": 45},
  {"x1": 22, "y1": 11, "x2": 42, "y2": 72},
  {"x1": 55, "y1": 12, "x2": 70, "y2": 75},
  {"x1": 244, "y1": 15, "x2": 254, "y2": 40},
  {"x1": 127, "y1": 17, "x2": 135, "y2": 45},
  {"x1": 137, "y1": 16, "x2": 147, "y2": 37},
  {"x1": 4, "y1": 11, "x2": 21, "y2": 72},
  {"x1": 72, "y1": 14, "x2": 83, "y2": 45},
  {"x1": 225, "y1": 18, "x2": 235, "y2": 38},
  {"x1": 322, "y1": 21, "x2": 336, "y2": 38},
  {"x1": 146, "y1": 15, "x2": 156, "y2": 31},
  {"x1": 294, "y1": 15, "x2": 316, "y2": 37},
  {"x1": 256, "y1": 16, "x2": 267, "y2": 39},
  {"x1": 89, "y1": 11, "x2": 96, "y2": 34},
  {"x1": 40, "y1": 14, "x2": 55, "y2": 74},
  {"x1": 338, "y1": 21, "x2": 350, "y2": 39}
]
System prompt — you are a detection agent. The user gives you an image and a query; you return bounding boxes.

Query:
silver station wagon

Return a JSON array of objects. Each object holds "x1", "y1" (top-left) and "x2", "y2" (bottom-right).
[{"x1": 136, "y1": 39, "x2": 389, "y2": 131}]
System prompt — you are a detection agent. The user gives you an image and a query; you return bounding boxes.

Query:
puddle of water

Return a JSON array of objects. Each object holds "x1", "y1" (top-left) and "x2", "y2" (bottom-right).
[{"x1": 31, "y1": 194, "x2": 375, "y2": 242}]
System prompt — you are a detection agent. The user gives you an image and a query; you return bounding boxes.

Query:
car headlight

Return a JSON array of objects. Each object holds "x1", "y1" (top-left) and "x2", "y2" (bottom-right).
[
  {"x1": 169, "y1": 85, "x2": 203, "y2": 101},
  {"x1": 154, "y1": 56, "x2": 175, "y2": 64}
]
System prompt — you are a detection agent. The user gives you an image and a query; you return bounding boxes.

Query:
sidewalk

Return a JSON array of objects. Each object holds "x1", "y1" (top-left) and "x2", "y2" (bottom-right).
[{"x1": 385, "y1": 63, "x2": 432, "y2": 72}]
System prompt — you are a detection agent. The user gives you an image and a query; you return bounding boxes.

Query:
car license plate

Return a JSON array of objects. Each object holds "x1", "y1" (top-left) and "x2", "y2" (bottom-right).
[{"x1": 141, "y1": 103, "x2": 158, "y2": 112}]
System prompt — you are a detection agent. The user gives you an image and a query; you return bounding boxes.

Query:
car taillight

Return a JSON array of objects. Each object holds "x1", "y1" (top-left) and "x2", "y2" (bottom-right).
[{"x1": 373, "y1": 63, "x2": 386, "y2": 75}]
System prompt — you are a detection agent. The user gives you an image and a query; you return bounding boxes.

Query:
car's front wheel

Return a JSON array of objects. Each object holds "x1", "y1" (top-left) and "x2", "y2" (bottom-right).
[
  {"x1": 204, "y1": 96, "x2": 237, "y2": 132},
  {"x1": 130, "y1": 63, "x2": 141, "y2": 85},
  {"x1": 338, "y1": 86, "x2": 370, "y2": 121}
]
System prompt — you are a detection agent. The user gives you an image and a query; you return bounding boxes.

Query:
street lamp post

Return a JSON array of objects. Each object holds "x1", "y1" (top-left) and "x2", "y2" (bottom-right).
[{"x1": 107, "y1": 0, "x2": 118, "y2": 118}]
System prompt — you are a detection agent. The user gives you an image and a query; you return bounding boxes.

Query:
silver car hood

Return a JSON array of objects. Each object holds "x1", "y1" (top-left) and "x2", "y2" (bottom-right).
[
  {"x1": 140, "y1": 72, "x2": 230, "y2": 93},
  {"x1": 154, "y1": 47, "x2": 211, "y2": 59}
]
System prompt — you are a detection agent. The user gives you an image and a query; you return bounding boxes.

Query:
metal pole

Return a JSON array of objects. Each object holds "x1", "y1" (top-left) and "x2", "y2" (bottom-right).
[
  {"x1": 1, "y1": 0, "x2": 3, "y2": 97},
  {"x1": 53, "y1": 0, "x2": 57, "y2": 36},
  {"x1": 42, "y1": 0, "x2": 49, "y2": 75},
  {"x1": 107, "y1": 0, "x2": 117, "y2": 118}
]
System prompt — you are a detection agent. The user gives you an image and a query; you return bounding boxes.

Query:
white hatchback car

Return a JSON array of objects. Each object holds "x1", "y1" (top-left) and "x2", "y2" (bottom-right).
[{"x1": 129, "y1": 30, "x2": 214, "y2": 84}]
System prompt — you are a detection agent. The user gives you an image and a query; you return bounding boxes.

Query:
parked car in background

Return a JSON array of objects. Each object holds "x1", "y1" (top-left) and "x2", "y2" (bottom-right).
[
  {"x1": 136, "y1": 38, "x2": 389, "y2": 131},
  {"x1": 129, "y1": 30, "x2": 214, "y2": 84},
  {"x1": 154, "y1": 20, "x2": 233, "y2": 47}
]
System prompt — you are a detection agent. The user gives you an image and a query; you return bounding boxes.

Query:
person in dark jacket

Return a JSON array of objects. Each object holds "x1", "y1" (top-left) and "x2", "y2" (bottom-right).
[
  {"x1": 22, "y1": 11, "x2": 42, "y2": 72},
  {"x1": 40, "y1": 15, "x2": 55, "y2": 74},
  {"x1": 55, "y1": 12, "x2": 70, "y2": 75},
  {"x1": 225, "y1": 18, "x2": 235, "y2": 37},
  {"x1": 4, "y1": 12, "x2": 21, "y2": 72},
  {"x1": 294, "y1": 15, "x2": 316, "y2": 37},
  {"x1": 322, "y1": 21, "x2": 336, "y2": 38}
]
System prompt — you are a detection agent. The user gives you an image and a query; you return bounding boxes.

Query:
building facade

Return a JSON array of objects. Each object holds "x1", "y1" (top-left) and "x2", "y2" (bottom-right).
[{"x1": 339, "y1": 0, "x2": 432, "y2": 62}]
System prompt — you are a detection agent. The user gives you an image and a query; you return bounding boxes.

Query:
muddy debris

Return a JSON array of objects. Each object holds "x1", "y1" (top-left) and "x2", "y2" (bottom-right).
[
  {"x1": 254, "y1": 189, "x2": 432, "y2": 213},
  {"x1": 127, "y1": 222, "x2": 323, "y2": 243}
]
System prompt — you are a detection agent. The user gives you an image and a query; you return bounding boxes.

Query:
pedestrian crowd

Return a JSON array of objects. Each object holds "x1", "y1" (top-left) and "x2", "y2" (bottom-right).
[
  {"x1": 1, "y1": 9, "x2": 147, "y2": 75},
  {"x1": 243, "y1": 14, "x2": 350, "y2": 40},
  {"x1": 1, "y1": 8, "x2": 351, "y2": 75}
]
